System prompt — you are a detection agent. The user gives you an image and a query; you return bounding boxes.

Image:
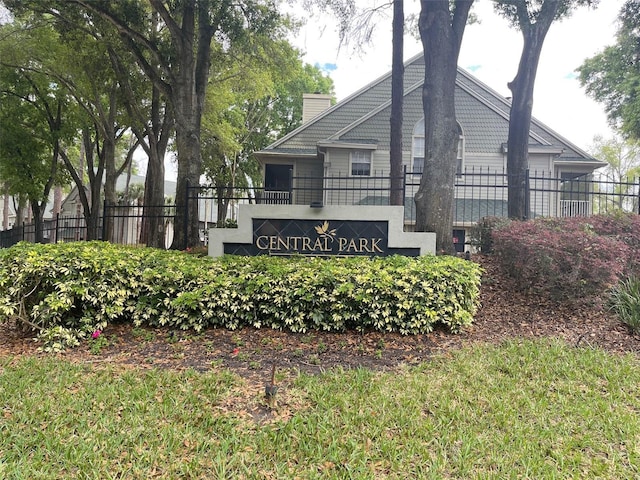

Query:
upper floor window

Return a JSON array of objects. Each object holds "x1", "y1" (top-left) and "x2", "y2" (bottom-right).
[
  {"x1": 412, "y1": 119, "x2": 464, "y2": 175},
  {"x1": 351, "y1": 150, "x2": 371, "y2": 176}
]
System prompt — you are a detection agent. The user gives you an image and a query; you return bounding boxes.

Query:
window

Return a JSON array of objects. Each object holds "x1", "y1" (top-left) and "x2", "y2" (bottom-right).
[
  {"x1": 412, "y1": 119, "x2": 425, "y2": 174},
  {"x1": 413, "y1": 136, "x2": 424, "y2": 174},
  {"x1": 456, "y1": 134, "x2": 464, "y2": 176},
  {"x1": 412, "y1": 119, "x2": 465, "y2": 176},
  {"x1": 351, "y1": 150, "x2": 371, "y2": 176}
]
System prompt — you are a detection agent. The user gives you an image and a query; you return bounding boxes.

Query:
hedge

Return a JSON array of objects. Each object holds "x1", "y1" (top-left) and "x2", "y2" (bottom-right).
[
  {"x1": 0, "y1": 242, "x2": 482, "y2": 351},
  {"x1": 491, "y1": 214, "x2": 640, "y2": 302}
]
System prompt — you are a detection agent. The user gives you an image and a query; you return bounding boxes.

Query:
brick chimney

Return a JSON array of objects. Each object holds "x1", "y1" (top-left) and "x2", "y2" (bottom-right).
[{"x1": 302, "y1": 93, "x2": 332, "y2": 124}]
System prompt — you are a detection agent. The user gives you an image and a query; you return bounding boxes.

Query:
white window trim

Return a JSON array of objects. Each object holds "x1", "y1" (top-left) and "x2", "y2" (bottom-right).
[
  {"x1": 411, "y1": 119, "x2": 465, "y2": 177},
  {"x1": 412, "y1": 136, "x2": 425, "y2": 174},
  {"x1": 350, "y1": 150, "x2": 372, "y2": 176},
  {"x1": 456, "y1": 135, "x2": 465, "y2": 177}
]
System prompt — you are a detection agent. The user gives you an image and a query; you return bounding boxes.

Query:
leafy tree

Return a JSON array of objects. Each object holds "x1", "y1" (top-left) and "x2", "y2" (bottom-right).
[
  {"x1": 578, "y1": 0, "x2": 640, "y2": 141},
  {"x1": 57, "y1": 0, "x2": 287, "y2": 249},
  {"x1": 414, "y1": 0, "x2": 473, "y2": 254},
  {"x1": 54, "y1": 32, "x2": 136, "y2": 241},
  {"x1": 106, "y1": 19, "x2": 173, "y2": 249},
  {"x1": 494, "y1": 0, "x2": 597, "y2": 220},
  {"x1": 0, "y1": 20, "x2": 74, "y2": 242},
  {"x1": 590, "y1": 134, "x2": 640, "y2": 211},
  {"x1": 2, "y1": 3, "x2": 145, "y2": 240},
  {"x1": 201, "y1": 39, "x2": 334, "y2": 224},
  {"x1": 592, "y1": 135, "x2": 640, "y2": 181}
]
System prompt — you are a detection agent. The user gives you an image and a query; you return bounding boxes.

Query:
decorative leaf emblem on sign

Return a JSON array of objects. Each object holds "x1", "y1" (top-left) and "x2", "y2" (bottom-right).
[{"x1": 315, "y1": 221, "x2": 337, "y2": 241}]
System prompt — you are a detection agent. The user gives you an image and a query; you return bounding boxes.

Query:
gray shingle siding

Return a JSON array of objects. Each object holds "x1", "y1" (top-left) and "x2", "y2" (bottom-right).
[{"x1": 260, "y1": 52, "x2": 600, "y2": 169}]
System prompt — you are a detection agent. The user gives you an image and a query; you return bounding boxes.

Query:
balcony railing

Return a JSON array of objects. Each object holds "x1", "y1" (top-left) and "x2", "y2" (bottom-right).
[
  {"x1": 560, "y1": 200, "x2": 591, "y2": 217},
  {"x1": 258, "y1": 190, "x2": 291, "y2": 204}
]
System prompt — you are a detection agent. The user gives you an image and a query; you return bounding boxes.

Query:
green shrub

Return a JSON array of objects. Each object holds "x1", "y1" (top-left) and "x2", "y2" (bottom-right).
[
  {"x1": 0, "y1": 242, "x2": 482, "y2": 349},
  {"x1": 608, "y1": 277, "x2": 640, "y2": 334}
]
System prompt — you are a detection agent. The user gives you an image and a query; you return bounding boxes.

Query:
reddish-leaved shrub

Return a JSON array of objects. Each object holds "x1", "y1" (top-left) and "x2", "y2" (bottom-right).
[{"x1": 491, "y1": 216, "x2": 632, "y2": 303}]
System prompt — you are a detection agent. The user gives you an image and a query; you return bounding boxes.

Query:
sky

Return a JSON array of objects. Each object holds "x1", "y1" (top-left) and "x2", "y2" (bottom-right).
[{"x1": 291, "y1": 0, "x2": 625, "y2": 153}]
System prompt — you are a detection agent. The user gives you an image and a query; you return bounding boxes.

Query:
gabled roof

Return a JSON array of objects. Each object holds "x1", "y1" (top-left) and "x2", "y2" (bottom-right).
[{"x1": 258, "y1": 52, "x2": 602, "y2": 167}]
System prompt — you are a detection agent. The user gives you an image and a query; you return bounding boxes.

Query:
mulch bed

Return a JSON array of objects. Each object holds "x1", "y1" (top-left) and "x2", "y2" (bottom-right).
[{"x1": 2, "y1": 255, "x2": 639, "y2": 384}]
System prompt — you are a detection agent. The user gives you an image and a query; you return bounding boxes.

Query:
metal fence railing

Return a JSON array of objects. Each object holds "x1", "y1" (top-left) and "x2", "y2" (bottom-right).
[
  {"x1": 2, "y1": 169, "x2": 638, "y2": 249},
  {"x1": 0, "y1": 214, "x2": 99, "y2": 249}
]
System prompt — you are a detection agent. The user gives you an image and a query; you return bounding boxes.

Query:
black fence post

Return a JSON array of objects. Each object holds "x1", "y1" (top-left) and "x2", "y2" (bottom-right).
[
  {"x1": 524, "y1": 169, "x2": 531, "y2": 221},
  {"x1": 55, "y1": 213, "x2": 60, "y2": 244},
  {"x1": 402, "y1": 164, "x2": 407, "y2": 204},
  {"x1": 102, "y1": 200, "x2": 108, "y2": 241},
  {"x1": 637, "y1": 177, "x2": 640, "y2": 215},
  {"x1": 288, "y1": 168, "x2": 294, "y2": 205}
]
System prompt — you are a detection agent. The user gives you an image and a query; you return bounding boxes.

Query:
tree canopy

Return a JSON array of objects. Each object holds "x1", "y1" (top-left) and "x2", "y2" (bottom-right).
[
  {"x1": 1, "y1": 0, "x2": 317, "y2": 248},
  {"x1": 0, "y1": 17, "x2": 76, "y2": 240},
  {"x1": 578, "y1": 0, "x2": 640, "y2": 141}
]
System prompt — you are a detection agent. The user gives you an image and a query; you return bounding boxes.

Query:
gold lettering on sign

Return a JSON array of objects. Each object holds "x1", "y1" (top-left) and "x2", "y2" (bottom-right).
[
  {"x1": 256, "y1": 236, "x2": 269, "y2": 250},
  {"x1": 255, "y1": 221, "x2": 387, "y2": 255}
]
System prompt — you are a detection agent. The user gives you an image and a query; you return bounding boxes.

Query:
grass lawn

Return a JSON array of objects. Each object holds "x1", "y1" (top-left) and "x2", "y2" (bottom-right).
[{"x1": 1, "y1": 338, "x2": 639, "y2": 479}]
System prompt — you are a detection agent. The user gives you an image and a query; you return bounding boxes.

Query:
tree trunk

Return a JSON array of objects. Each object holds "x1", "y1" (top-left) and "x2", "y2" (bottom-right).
[
  {"x1": 389, "y1": 0, "x2": 404, "y2": 206},
  {"x1": 141, "y1": 82, "x2": 172, "y2": 249},
  {"x1": 507, "y1": 1, "x2": 560, "y2": 220},
  {"x1": 101, "y1": 81, "x2": 121, "y2": 242},
  {"x1": 102, "y1": 136, "x2": 117, "y2": 242},
  {"x1": 30, "y1": 200, "x2": 44, "y2": 243},
  {"x1": 78, "y1": 128, "x2": 103, "y2": 241},
  {"x1": 415, "y1": 0, "x2": 472, "y2": 254},
  {"x1": 168, "y1": 0, "x2": 214, "y2": 250},
  {"x1": 142, "y1": 143, "x2": 167, "y2": 247},
  {"x1": 15, "y1": 197, "x2": 25, "y2": 228},
  {"x1": 173, "y1": 117, "x2": 203, "y2": 249}
]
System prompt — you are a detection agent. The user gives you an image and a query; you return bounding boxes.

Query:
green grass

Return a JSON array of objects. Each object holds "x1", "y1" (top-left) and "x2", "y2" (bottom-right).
[{"x1": 1, "y1": 339, "x2": 639, "y2": 479}]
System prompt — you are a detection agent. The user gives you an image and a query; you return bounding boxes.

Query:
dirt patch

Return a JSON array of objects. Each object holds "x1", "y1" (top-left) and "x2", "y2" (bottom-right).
[{"x1": 2, "y1": 255, "x2": 639, "y2": 385}]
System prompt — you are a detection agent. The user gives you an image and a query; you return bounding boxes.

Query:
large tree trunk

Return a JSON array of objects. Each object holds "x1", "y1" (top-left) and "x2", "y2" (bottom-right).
[
  {"x1": 173, "y1": 115, "x2": 203, "y2": 249},
  {"x1": 169, "y1": 0, "x2": 214, "y2": 250},
  {"x1": 389, "y1": 0, "x2": 404, "y2": 206},
  {"x1": 507, "y1": 1, "x2": 560, "y2": 220},
  {"x1": 415, "y1": 0, "x2": 472, "y2": 254},
  {"x1": 86, "y1": 148, "x2": 104, "y2": 241}
]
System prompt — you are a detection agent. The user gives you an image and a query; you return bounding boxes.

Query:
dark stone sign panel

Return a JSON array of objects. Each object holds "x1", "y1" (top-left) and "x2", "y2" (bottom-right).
[{"x1": 223, "y1": 218, "x2": 420, "y2": 257}]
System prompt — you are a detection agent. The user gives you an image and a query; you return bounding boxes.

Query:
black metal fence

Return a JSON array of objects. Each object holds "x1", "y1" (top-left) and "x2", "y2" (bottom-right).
[
  {"x1": 188, "y1": 168, "x2": 640, "y2": 224},
  {"x1": 102, "y1": 203, "x2": 177, "y2": 248},
  {"x1": 2, "y1": 169, "x2": 639, "y2": 249},
  {"x1": 0, "y1": 213, "x2": 98, "y2": 249}
]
